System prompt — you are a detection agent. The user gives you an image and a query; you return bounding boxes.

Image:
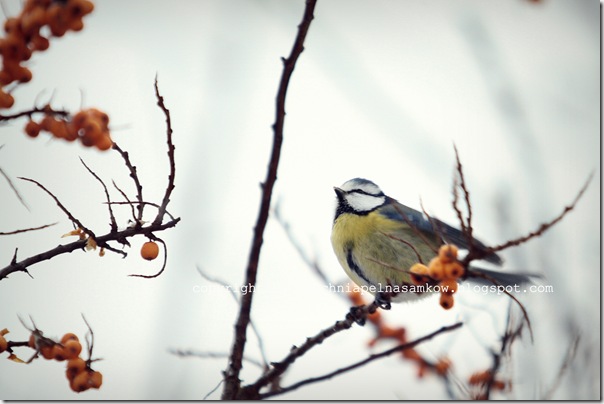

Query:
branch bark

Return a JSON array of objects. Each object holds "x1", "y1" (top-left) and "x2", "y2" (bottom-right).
[{"x1": 221, "y1": 0, "x2": 317, "y2": 399}]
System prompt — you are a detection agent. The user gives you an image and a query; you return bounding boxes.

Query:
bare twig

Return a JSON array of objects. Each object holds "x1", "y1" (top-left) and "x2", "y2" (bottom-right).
[
  {"x1": 0, "y1": 105, "x2": 69, "y2": 121},
  {"x1": 0, "y1": 222, "x2": 57, "y2": 236},
  {"x1": 152, "y1": 77, "x2": 176, "y2": 226},
  {"x1": 196, "y1": 266, "x2": 269, "y2": 367},
  {"x1": 79, "y1": 158, "x2": 118, "y2": 232},
  {"x1": 543, "y1": 334, "x2": 580, "y2": 399},
  {"x1": 452, "y1": 145, "x2": 473, "y2": 243},
  {"x1": 221, "y1": 0, "x2": 317, "y2": 399},
  {"x1": 260, "y1": 322, "x2": 463, "y2": 399},
  {"x1": 111, "y1": 180, "x2": 137, "y2": 221},
  {"x1": 273, "y1": 201, "x2": 332, "y2": 285},
  {"x1": 18, "y1": 177, "x2": 96, "y2": 239},
  {"x1": 487, "y1": 172, "x2": 593, "y2": 255},
  {"x1": 112, "y1": 142, "x2": 144, "y2": 222},
  {"x1": 170, "y1": 349, "x2": 264, "y2": 369},
  {"x1": 466, "y1": 269, "x2": 533, "y2": 341},
  {"x1": 0, "y1": 166, "x2": 30, "y2": 211}
]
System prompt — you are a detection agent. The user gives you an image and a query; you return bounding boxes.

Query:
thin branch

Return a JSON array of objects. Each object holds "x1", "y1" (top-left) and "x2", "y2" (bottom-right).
[
  {"x1": 0, "y1": 105, "x2": 69, "y2": 121},
  {"x1": 105, "y1": 200, "x2": 176, "y2": 222},
  {"x1": 111, "y1": 180, "x2": 137, "y2": 221},
  {"x1": 196, "y1": 266, "x2": 269, "y2": 367},
  {"x1": 487, "y1": 172, "x2": 593, "y2": 255},
  {"x1": 452, "y1": 145, "x2": 473, "y2": 243},
  {"x1": 260, "y1": 322, "x2": 463, "y2": 399},
  {"x1": 467, "y1": 269, "x2": 533, "y2": 341},
  {"x1": 79, "y1": 158, "x2": 118, "y2": 232},
  {"x1": 0, "y1": 166, "x2": 30, "y2": 211},
  {"x1": 112, "y1": 142, "x2": 144, "y2": 222},
  {"x1": 222, "y1": 0, "x2": 317, "y2": 399},
  {"x1": 170, "y1": 349, "x2": 264, "y2": 370},
  {"x1": 543, "y1": 334, "x2": 580, "y2": 399},
  {"x1": 273, "y1": 201, "x2": 332, "y2": 285},
  {"x1": 152, "y1": 77, "x2": 176, "y2": 226},
  {"x1": 0, "y1": 222, "x2": 57, "y2": 236},
  {"x1": 389, "y1": 202, "x2": 439, "y2": 254},
  {"x1": 18, "y1": 176, "x2": 96, "y2": 239}
]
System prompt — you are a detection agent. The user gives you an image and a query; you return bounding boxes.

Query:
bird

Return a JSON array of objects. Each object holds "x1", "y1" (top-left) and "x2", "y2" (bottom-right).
[{"x1": 331, "y1": 177, "x2": 532, "y2": 307}]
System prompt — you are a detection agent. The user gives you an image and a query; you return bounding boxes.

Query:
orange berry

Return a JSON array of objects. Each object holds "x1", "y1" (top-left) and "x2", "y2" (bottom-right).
[
  {"x1": 25, "y1": 120, "x2": 41, "y2": 137},
  {"x1": 61, "y1": 333, "x2": 79, "y2": 344},
  {"x1": 0, "y1": 90, "x2": 14, "y2": 109},
  {"x1": 141, "y1": 241, "x2": 159, "y2": 261},
  {"x1": 31, "y1": 33, "x2": 50, "y2": 51},
  {"x1": 50, "y1": 119, "x2": 70, "y2": 139},
  {"x1": 409, "y1": 263, "x2": 429, "y2": 275},
  {"x1": 66, "y1": 357, "x2": 86, "y2": 380},
  {"x1": 439, "y1": 279, "x2": 458, "y2": 294},
  {"x1": 52, "y1": 344, "x2": 67, "y2": 361},
  {"x1": 443, "y1": 261, "x2": 464, "y2": 279},
  {"x1": 70, "y1": 370, "x2": 90, "y2": 393},
  {"x1": 70, "y1": 370, "x2": 102, "y2": 392},
  {"x1": 40, "y1": 344, "x2": 55, "y2": 360},
  {"x1": 438, "y1": 244, "x2": 458, "y2": 263},
  {"x1": 428, "y1": 257, "x2": 445, "y2": 281},
  {"x1": 95, "y1": 134, "x2": 113, "y2": 151},
  {"x1": 439, "y1": 293, "x2": 454, "y2": 310},
  {"x1": 63, "y1": 339, "x2": 82, "y2": 359},
  {"x1": 0, "y1": 335, "x2": 7, "y2": 353},
  {"x1": 88, "y1": 370, "x2": 102, "y2": 389},
  {"x1": 28, "y1": 333, "x2": 36, "y2": 348}
]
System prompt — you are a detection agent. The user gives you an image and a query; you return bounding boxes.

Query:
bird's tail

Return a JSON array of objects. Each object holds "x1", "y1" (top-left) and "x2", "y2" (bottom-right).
[{"x1": 466, "y1": 266, "x2": 541, "y2": 288}]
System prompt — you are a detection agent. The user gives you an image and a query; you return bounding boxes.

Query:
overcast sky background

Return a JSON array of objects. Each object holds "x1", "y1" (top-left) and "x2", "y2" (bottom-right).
[{"x1": 0, "y1": 0, "x2": 599, "y2": 400}]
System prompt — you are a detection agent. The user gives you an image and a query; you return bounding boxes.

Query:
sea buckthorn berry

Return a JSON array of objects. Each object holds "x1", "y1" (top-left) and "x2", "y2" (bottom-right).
[
  {"x1": 28, "y1": 333, "x2": 36, "y2": 348},
  {"x1": 52, "y1": 344, "x2": 67, "y2": 361},
  {"x1": 25, "y1": 120, "x2": 41, "y2": 137},
  {"x1": 141, "y1": 241, "x2": 159, "y2": 261},
  {"x1": 70, "y1": 370, "x2": 90, "y2": 392},
  {"x1": 0, "y1": 335, "x2": 7, "y2": 353},
  {"x1": 439, "y1": 293, "x2": 454, "y2": 310},
  {"x1": 63, "y1": 339, "x2": 82, "y2": 359},
  {"x1": 95, "y1": 134, "x2": 113, "y2": 151},
  {"x1": 0, "y1": 90, "x2": 15, "y2": 109},
  {"x1": 438, "y1": 244, "x2": 458, "y2": 263},
  {"x1": 66, "y1": 357, "x2": 86, "y2": 380},
  {"x1": 31, "y1": 33, "x2": 50, "y2": 51},
  {"x1": 40, "y1": 344, "x2": 55, "y2": 360},
  {"x1": 410, "y1": 263, "x2": 430, "y2": 285},
  {"x1": 428, "y1": 257, "x2": 444, "y2": 281},
  {"x1": 443, "y1": 261, "x2": 464, "y2": 279},
  {"x1": 439, "y1": 279, "x2": 458, "y2": 294},
  {"x1": 88, "y1": 370, "x2": 102, "y2": 389},
  {"x1": 60, "y1": 333, "x2": 79, "y2": 344}
]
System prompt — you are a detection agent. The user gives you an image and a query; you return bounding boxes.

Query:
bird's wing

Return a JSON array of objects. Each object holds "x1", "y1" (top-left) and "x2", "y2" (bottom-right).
[{"x1": 380, "y1": 197, "x2": 502, "y2": 265}]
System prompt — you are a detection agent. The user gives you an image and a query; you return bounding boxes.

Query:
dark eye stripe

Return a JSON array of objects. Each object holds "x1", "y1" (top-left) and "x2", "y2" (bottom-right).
[{"x1": 350, "y1": 188, "x2": 383, "y2": 197}]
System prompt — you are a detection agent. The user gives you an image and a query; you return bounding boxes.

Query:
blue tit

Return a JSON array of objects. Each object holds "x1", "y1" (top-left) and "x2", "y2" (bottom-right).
[{"x1": 331, "y1": 178, "x2": 532, "y2": 305}]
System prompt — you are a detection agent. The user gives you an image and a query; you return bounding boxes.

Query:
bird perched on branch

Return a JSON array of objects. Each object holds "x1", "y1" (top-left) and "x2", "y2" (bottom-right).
[{"x1": 331, "y1": 178, "x2": 532, "y2": 307}]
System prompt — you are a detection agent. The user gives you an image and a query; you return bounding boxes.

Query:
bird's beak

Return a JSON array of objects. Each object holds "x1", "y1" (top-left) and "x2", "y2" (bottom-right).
[{"x1": 333, "y1": 186, "x2": 344, "y2": 197}]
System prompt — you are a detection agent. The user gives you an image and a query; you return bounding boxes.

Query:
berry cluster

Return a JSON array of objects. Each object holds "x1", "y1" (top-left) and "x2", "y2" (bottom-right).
[
  {"x1": 410, "y1": 244, "x2": 464, "y2": 310},
  {"x1": 29, "y1": 331, "x2": 103, "y2": 393},
  {"x1": 0, "y1": 0, "x2": 94, "y2": 108},
  {"x1": 25, "y1": 107, "x2": 113, "y2": 150}
]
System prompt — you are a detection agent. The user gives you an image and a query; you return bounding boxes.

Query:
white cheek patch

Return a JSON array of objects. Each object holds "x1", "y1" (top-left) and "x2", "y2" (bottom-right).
[{"x1": 346, "y1": 193, "x2": 385, "y2": 212}]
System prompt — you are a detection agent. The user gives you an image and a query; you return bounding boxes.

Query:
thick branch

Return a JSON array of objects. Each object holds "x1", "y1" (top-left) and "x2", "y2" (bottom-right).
[{"x1": 221, "y1": 0, "x2": 317, "y2": 399}]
